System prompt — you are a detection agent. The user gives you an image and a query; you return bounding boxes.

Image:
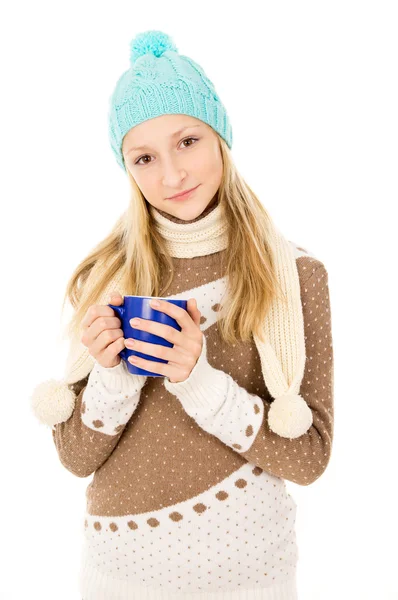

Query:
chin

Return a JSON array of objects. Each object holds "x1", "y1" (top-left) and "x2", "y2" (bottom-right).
[{"x1": 173, "y1": 203, "x2": 207, "y2": 217}]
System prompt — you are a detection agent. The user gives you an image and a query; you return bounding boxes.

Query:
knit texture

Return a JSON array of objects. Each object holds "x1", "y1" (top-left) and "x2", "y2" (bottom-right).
[
  {"x1": 50, "y1": 202, "x2": 334, "y2": 599},
  {"x1": 32, "y1": 200, "x2": 313, "y2": 441},
  {"x1": 108, "y1": 30, "x2": 233, "y2": 172}
]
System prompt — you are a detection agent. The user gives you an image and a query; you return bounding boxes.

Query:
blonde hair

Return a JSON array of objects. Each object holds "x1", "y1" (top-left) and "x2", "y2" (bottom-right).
[{"x1": 61, "y1": 135, "x2": 286, "y2": 346}]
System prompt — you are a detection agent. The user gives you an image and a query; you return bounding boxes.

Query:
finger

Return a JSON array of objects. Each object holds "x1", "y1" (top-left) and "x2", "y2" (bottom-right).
[
  {"x1": 188, "y1": 298, "x2": 202, "y2": 327},
  {"x1": 127, "y1": 354, "x2": 168, "y2": 376},
  {"x1": 90, "y1": 327, "x2": 124, "y2": 357},
  {"x1": 130, "y1": 317, "x2": 184, "y2": 348},
  {"x1": 101, "y1": 336, "x2": 126, "y2": 363},
  {"x1": 109, "y1": 291, "x2": 123, "y2": 305},
  {"x1": 150, "y1": 298, "x2": 199, "y2": 336},
  {"x1": 127, "y1": 354, "x2": 188, "y2": 380},
  {"x1": 82, "y1": 304, "x2": 118, "y2": 329},
  {"x1": 125, "y1": 336, "x2": 193, "y2": 365},
  {"x1": 81, "y1": 316, "x2": 121, "y2": 346},
  {"x1": 88, "y1": 316, "x2": 123, "y2": 341}
]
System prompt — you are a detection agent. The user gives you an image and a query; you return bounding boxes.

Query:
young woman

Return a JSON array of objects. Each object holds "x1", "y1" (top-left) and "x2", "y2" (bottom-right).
[{"x1": 31, "y1": 30, "x2": 334, "y2": 600}]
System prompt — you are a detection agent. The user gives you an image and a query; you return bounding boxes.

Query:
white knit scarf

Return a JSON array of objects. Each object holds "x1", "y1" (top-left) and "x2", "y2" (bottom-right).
[{"x1": 31, "y1": 201, "x2": 313, "y2": 439}]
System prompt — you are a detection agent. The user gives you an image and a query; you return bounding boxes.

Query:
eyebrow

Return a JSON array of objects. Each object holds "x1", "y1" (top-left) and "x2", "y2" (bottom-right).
[{"x1": 125, "y1": 124, "x2": 202, "y2": 155}]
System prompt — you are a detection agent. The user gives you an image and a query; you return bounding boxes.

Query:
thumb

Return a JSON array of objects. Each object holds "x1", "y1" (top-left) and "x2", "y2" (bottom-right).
[
  {"x1": 188, "y1": 298, "x2": 201, "y2": 326},
  {"x1": 108, "y1": 291, "x2": 123, "y2": 305}
]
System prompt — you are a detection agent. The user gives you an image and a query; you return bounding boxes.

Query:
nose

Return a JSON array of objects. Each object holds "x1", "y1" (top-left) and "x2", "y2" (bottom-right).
[{"x1": 161, "y1": 156, "x2": 187, "y2": 191}]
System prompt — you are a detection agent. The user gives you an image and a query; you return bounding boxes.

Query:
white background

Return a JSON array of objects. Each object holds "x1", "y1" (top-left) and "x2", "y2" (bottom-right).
[{"x1": 2, "y1": 1, "x2": 397, "y2": 598}]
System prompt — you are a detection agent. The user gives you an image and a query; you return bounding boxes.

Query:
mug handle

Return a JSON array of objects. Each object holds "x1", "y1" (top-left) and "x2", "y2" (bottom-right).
[{"x1": 108, "y1": 303, "x2": 128, "y2": 362}]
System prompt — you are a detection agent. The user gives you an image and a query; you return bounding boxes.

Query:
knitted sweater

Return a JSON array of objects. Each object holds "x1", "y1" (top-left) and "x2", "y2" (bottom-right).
[{"x1": 53, "y1": 203, "x2": 334, "y2": 600}]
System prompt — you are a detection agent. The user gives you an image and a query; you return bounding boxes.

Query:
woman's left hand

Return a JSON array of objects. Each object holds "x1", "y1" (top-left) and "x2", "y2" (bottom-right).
[{"x1": 124, "y1": 298, "x2": 203, "y2": 383}]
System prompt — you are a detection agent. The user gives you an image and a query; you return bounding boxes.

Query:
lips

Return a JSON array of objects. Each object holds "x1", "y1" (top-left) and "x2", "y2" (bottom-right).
[{"x1": 168, "y1": 185, "x2": 200, "y2": 200}]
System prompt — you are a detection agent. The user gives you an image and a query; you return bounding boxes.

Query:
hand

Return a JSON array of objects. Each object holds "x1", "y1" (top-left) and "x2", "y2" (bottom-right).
[
  {"x1": 124, "y1": 298, "x2": 203, "y2": 383},
  {"x1": 80, "y1": 292, "x2": 126, "y2": 369}
]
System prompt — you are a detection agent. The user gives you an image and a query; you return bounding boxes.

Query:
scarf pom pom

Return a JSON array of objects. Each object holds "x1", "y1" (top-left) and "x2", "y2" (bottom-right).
[
  {"x1": 30, "y1": 379, "x2": 76, "y2": 427},
  {"x1": 267, "y1": 394, "x2": 313, "y2": 439}
]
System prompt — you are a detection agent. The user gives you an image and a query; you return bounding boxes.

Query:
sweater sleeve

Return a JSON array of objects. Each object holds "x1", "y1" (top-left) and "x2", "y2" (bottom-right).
[
  {"x1": 52, "y1": 360, "x2": 147, "y2": 478},
  {"x1": 164, "y1": 263, "x2": 334, "y2": 487}
]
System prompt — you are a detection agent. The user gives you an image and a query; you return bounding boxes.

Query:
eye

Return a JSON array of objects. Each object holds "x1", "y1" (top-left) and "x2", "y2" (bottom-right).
[
  {"x1": 134, "y1": 137, "x2": 199, "y2": 166},
  {"x1": 135, "y1": 154, "x2": 151, "y2": 166},
  {"x1": 181, "y1": 136, "x2": 198, "y2": 148}
]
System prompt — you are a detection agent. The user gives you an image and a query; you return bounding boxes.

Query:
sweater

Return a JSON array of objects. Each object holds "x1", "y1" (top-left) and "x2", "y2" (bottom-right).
[{"x1": 52, "y1": 202, "x2": 334, "y2": 599}]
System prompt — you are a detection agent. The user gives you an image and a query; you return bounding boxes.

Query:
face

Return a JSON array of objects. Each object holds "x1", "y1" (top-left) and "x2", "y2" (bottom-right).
[{"x1": 121, "y1": 114, "x2": 223, "y2": 221}]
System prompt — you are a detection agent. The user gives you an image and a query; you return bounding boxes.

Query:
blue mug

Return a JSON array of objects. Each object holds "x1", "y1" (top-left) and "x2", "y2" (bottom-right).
[{"x1": 108, "y1": 296, "x2": 188, "y2": 377}]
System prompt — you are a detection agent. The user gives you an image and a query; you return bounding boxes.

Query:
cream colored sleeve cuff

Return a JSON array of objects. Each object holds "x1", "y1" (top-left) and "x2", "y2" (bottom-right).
[
  {"x1": 163, "y1": 335, "x2": 264, "y2": 452},
  {"x1": 80, "y1": 360, "x2": 147, "y2": 436}
]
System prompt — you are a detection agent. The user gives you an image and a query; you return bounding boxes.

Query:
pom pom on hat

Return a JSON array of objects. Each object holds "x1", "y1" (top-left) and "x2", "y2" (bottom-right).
[
  {"x1": 267, "y1": 394, "x2": 313, "y2": 439},
  {"x1": 30, "y1": 379, "x2": 76, "y2": 427},
  {"x1": 130, "y1": 30, "x2": 178, "y2": 65}
]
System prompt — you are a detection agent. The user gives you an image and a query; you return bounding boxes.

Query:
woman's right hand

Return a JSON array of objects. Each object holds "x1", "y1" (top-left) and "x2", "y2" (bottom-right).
[{"x1": 80, "y1": 292, "x2": 126, "y2": 369}]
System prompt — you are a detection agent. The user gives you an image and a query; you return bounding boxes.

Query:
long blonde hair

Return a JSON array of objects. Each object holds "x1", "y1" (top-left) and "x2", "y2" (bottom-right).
[{"x1": 61, "y1": 135, "x2": 286, "y2": 346}]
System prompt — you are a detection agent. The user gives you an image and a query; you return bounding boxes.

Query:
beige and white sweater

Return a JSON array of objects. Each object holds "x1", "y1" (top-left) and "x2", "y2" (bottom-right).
[{"x1": 52, "y1": 202, "x2": 334, "y2": 600}]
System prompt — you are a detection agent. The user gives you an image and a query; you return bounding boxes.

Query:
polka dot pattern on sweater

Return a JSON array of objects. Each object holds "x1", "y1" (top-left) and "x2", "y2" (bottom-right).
[
  {"x1": 82, "y1": 462, "x2": 298, "y2": 594},
  {"x1": 52, "y1": 243, "x2": 333, "y2": 597}
]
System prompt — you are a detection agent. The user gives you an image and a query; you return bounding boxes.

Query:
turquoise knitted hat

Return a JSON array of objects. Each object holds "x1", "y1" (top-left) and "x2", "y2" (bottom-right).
[{"x1": 108, "y1": 30, "x2": 233, "y2": 172}]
